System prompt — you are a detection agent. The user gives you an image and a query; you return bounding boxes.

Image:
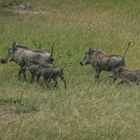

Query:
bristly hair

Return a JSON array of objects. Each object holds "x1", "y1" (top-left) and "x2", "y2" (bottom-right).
[{"x1": 14, "y1": 43, "x2": 45, "y2": 53}]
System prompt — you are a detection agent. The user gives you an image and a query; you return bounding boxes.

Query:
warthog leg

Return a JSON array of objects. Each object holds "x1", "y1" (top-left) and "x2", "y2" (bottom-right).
[
  {"x1": 113, "y1": 77, "x2": 117, "y2": 83},
  {"x1": 18, "y1": 69, "x2": 22, "y2": 80},
  {"x1": 110, "y1": 71, "x2": 115, "y2": 78},
  {"x1": 95, "y1": 73, "x2": 100, "y2": 80},
  {"x1": 18, "y1": 68, "x2": 26, "y2": 80},
  {"x1": 31, "y1": 72, "x2": 36, "y2": 83},
  {"x1": 60, "y1": 76, "x2": 67, "y2": 89},
  {"x1": 43, "y1": 77, "x2": 52, "y2": 89},
  {"x1": 95, "y1": 67, "x2": 101, "y2": 81},
  {"x1": 36, "y1": 73, "x2": 41, "y2": 82},
  {"x1": 136, "y1": 81, "x2": 139, "y2": 85},
  {"x1": 53, "y1": 78, "x2": 58, "y2": 89},
  {"x1": 95, "y1": 69, "x2": 101, "y2": 82},
  {"x1": 118, "y1": 80, "x2": 130, "y2": 86}
]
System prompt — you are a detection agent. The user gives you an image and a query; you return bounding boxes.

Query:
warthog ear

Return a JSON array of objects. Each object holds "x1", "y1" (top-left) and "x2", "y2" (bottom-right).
[
  {"x1": 12, "y1": 46, "x2": 18, "y2": 52},
  {"x1": 88, "y1": 48, "x2": 93, "y2": 55},
  {"x1": 12, "y1": 42, "x2": 17, "y2": 46},
  {"x1": 85, "y1": 52, "x2": 88, "y2": 55}
]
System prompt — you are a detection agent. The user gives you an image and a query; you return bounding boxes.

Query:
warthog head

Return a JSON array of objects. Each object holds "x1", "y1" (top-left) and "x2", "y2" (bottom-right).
[
  {"x1": 80, "y1": 52, "x2": 90, "y2": 66},
  {"x1": 114, "y1": 66, "x2": 124, "y2": 77},
  {"x1": 80, "y1": 48, "x2": 97, "y2": 66},
  {"x1": 1, "y1": 43, "x2": 17, "y2": 64}
]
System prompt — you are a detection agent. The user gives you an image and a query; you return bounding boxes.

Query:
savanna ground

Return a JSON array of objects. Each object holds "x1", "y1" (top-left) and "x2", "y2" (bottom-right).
[{"x1": 0, "y1": 0, "x2": 140, "y2": 139}]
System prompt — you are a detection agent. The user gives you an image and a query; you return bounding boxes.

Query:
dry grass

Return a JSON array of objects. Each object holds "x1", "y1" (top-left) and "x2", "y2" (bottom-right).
[{"x1": 0, "y1": 0, "x2": 140, "y2": 139}]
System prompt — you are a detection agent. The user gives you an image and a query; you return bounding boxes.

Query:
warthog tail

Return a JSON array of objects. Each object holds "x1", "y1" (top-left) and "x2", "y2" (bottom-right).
[
  {"x1": 123, "y1": 41, "x2": 131, "y2": 58},
  {"x1": 50, "y1": 42, "x2": 54, "y2": 57},
  {"x1": 50, "y1": 37, "x2": 59, "y2": 57}
]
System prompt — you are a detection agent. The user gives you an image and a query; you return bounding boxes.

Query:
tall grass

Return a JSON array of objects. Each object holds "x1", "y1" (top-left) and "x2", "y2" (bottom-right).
[{"x1": 0, "y1": 0, "x2": 140, "y2": 139}]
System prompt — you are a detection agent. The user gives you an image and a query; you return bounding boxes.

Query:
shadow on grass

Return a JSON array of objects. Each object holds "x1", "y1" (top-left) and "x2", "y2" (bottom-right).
[{"x1": 0, "y1": 98, "x2": 39, "y2": 114}]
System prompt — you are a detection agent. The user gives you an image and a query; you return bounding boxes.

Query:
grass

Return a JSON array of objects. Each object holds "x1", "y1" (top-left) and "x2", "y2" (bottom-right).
[{"x1": 0, "y1": 0, "x2": 140, "y2": 139}]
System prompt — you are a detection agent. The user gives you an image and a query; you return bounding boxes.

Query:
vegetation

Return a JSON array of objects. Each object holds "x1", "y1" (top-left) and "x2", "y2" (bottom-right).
[{"x1": 0, "y1": 0, "x2": 140, "y2": 139}]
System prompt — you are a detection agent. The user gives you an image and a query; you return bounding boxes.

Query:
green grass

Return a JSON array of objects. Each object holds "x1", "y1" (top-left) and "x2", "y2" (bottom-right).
[{"x1": 0, "y1": 0, "x2": 140, "y2": 139}]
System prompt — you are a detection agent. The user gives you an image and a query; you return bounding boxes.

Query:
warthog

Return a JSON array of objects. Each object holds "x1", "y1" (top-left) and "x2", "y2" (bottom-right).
[
  {"x1": 27, "y1": 59, "x2": 54, "y2": 82},
  {"x1": 1, "y1": 42, "x2": 54, "y2": 80},
  {"x1": 26, "y1": 61, "x2": 67, "y2": 89},
  {"x1": 113, "y1": 66, "x2": 140, "y2": 85},
  {"x1": 80, "y1": 42, "x2": 131, "y2": 80}
]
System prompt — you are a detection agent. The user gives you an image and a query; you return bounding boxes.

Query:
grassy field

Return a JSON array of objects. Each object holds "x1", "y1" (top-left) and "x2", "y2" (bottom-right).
[{"x1": 0, "y1": 0, "x2": 140, "y2": 139}]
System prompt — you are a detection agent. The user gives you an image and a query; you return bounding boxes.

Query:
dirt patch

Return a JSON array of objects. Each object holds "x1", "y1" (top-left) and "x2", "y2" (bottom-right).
[
  {"x1": 13, "y1": 10, "x2": 46, "y2": 15},
  {"x1": 3, "y1": 3, "x2": 32, "y2": 14},
  {"x1": 0, "y1": 105, "x2": 16, "y2": 116},
  {"x1": 12, "y1": 4, "x2": 31, "y2": 11},
  {"x1": 4, "y1": 5, "x2": 46, "y2": 15}
]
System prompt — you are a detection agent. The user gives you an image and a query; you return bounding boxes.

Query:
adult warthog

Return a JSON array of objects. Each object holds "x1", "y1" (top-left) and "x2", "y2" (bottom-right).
[
  {"x1": 1, "y1": 42, "x2": 54, "y2": 80},
  {"x1": 80, "y1": 42, "x2": 131, "y2": 80}
]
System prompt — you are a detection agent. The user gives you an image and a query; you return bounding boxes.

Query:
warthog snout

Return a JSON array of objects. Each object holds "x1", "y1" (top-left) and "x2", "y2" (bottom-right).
[
  {"x1": 0, "y1": 56, "x2": 11, "y2": 64},
  {"x1": 80, "y1": 61, "x2": 84, "y2": 66},
  {"x1": 1, "y1": 58, "x2": 6, "y2": 64}
]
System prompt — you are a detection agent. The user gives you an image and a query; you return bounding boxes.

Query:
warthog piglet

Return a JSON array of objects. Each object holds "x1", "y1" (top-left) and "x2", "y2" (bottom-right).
[{"x1": 113, "y1": 66, "x2": 140, "y2": 85}]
